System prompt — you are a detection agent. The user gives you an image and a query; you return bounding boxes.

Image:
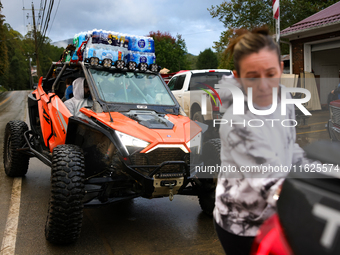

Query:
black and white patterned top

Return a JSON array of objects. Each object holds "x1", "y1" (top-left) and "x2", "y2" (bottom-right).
[{"x1": 214, "y1": 78, "x2": 313, "y2": 236}]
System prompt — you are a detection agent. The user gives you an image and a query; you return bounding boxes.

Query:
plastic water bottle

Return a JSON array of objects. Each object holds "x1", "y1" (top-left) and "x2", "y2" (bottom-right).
[
  {"x1": 102, "y1": 45, "x2": 114, "y2": 61},
  {"x1": 92, "y1": 29, "x2": 101, "y2": 44},
  {"x1": 147, "y1": 52, "x2": 156, "y2": 65},
  {"x1": 108, "y1": 32, "x2": 119, "y2": 47},
  {"x1": 147, "y1": 37, "x2": 155, "y2": 53}
]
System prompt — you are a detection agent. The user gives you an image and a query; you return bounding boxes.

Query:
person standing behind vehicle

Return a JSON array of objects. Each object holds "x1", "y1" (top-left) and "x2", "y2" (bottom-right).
[
  {"x1": 64, "y1": 77, "x2": 93, "y2": 118},
  {"x1": 328, "y1": 83, "x2": 340, "y2": 105},
  {"x1": 214, "y1": 27, "x2": 315, "y2": 255},
  {"x1": 61, "y1": 77, "x2": 75, "y2": 102}
]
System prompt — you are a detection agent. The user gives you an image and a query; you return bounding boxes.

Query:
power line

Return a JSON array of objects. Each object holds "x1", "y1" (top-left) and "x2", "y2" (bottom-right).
[
  {"x1": 38, "y1": 0, "x2": 54, "y2": 49},
  {"x1": 39, "y1": 0, "x2": 47, "y2": 34},
  {"x1": 47, "y1": 0, "x2": 60, "y2": 37},
  {"x1": 37, "y1": 0, "x2": 44, "y2": 28},
  {"x1": 22, "y1": 0, "x2": 25, "y2": 33},
  {"x1": 23, "y1": 4, "x2": 43, "y2": 39}
]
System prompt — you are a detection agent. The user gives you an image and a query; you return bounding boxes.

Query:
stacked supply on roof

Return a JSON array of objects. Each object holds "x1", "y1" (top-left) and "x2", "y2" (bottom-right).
[{"x1": 66, "y1": 29, "x2": 156, "y2": 68}]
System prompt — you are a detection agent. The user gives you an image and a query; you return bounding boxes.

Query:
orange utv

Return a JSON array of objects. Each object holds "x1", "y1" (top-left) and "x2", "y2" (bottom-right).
[{"x1": 3, "y1": 61, "x2": 219, "y2": 244}]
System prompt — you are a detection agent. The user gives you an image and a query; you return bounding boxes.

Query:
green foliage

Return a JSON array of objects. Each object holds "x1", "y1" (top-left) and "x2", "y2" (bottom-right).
[
  {"x1": 147, "y1": 31, "x2": 189, "y2": 73},
  {"x1": 208, "y1": 0, "x2": 338, "y2": 69},
  {"x1": 196, "y1": 48, "x2": 218, "y2": 69},
  {"x1": 0, "y1": 27, "x2": 63, "y2": 90},
  {"x1": 0, "y1": 1, "x2": 8, "y2": 77},
  {"x1": 208, "y1": 0, "x2": 274, "y2": 31},
  {"x1": 186, "y1": 53, "x2": 198, "y2": 70},
  {"x1": 0, "y1": 3, "x2": 64, "y2": 90}
]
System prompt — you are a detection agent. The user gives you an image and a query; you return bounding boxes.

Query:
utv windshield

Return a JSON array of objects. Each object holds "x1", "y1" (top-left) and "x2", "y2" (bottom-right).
[{"x1": 89, "y1": 69, "x2": 175, "y2": 106}]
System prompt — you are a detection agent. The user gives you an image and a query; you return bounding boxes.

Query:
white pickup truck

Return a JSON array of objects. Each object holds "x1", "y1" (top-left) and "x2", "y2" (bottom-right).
[{"x1": 168, "y1": 69, "x2": 233, "y2": 124}]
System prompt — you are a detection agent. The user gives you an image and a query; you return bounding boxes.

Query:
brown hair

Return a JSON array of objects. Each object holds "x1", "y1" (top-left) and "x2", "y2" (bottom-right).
[
  {"x1": 226, "y1": 26, "x2": 281, "y2": 75},
  {"x1": 65, "y1": 77, "x2": 75, "y2": 86}
]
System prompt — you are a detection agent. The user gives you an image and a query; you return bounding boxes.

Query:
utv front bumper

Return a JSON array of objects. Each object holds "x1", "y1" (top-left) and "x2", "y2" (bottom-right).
[{"x1": 122, "y1": 147, "x2": 193, "y2": 199}]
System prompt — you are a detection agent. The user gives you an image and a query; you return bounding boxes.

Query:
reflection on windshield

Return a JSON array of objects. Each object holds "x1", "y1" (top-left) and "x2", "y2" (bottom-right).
[{"x1": 89, "y1": 69, "x2": 175, "y2": 106}]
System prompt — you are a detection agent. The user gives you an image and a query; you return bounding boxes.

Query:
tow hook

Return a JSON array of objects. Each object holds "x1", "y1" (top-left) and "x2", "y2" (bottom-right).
[{"x1": 161, "y1": 180, "x2": 177, "y2": 201}]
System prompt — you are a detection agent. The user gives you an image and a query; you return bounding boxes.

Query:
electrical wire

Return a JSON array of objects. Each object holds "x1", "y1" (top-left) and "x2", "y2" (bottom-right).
[
  {"x1": 37, "y1": 0, "x2": 44, "y2": 31},
  {"x1": 22, "y1": 0, "x2": 26, "y2": 34},
  {"x1": 39, "y1": 0, "x2": 47, "y2": 35},
  {"x1": 37, "y1": 0, "x2": 54, "y2": 50},
  {"x1": 47, "y1": 0, "x2": 60, "y2": 37},
  {"x1": 40, "y1": 0, "x2": 53, "y2": 40}
]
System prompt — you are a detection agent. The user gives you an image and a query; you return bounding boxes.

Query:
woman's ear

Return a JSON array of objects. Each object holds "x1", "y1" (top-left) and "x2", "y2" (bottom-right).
[
  {"x1": 233, "y1": 70, "x2": 239, "y2": 78},
  {"x1": 280, "y1": 61, "x2": 284, "y2": 74}
]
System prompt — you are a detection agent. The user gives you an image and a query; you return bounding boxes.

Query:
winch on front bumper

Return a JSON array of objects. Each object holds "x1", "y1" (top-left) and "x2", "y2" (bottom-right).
[{"x1": 124, "y1": 147, "x2": 192, "y2": 200}]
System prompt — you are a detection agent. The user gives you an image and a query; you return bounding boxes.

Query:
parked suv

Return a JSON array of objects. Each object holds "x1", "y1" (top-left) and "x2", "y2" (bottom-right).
[{"x1": 167, "y1": 69, "x2": 233, "y2": 125}]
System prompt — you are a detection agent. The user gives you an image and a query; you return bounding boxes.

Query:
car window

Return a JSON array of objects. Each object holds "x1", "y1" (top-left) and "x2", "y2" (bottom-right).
[
  {"x1": 174, "y1": 75, "x2": 185, "y2": 90},
  {"x1": 168, "y1": 76, "x2": 177, "y2": 90},
  {"x1": 168, "y1": 75, "x2": 185, "y2": 91},
  {"x1": 188, "y1": 72, "x2": 231, "y2": 91}
]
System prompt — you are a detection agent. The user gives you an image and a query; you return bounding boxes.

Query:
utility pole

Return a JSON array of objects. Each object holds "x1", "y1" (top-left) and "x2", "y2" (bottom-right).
[
  {"x1": 23, "y1": 3, "x2": 42, "y2": 77},
  {"x1": 31, "y1": 2, "x2": 40, "y2": 77},
  {"x1": 28, "y1": 57, "x2": 34, "y2": 88}
]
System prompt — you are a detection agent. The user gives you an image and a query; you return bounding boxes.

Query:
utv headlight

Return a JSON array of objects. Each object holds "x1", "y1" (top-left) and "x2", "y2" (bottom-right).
[
  {"x1": 90, "y1": 57, "x2": 99, "y2": 66},
  {"x1": 127, "y1": 61, "x2": 137, "y2": 71},
  {"x1": 149, "y1": 64, "x2": 158, "y2": 72},
  {"x1": 186, "y1": 132, "x2": 202, "y2": 154},
  {"x1": 116, "y1": 131, "x2": 150, "y2": 155},
  {"x1": 103, "y1": 58, "x2": 112, "y2": 68},
  {"x1": 115, "y1": 60, "x2": 125, "y2": 70},
  {"x1": 138, "y1": 63, "x2": 148, "y2": 72}
]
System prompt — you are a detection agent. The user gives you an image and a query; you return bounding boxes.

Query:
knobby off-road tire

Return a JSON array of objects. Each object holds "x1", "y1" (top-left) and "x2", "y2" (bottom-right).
[
  {"x1": 198, "y1": 138, "x2": 221, "y2": 216},
  {"x1": 45, "y1": 144, "x2": 85, "y2": 245},
  {"x1": 3, "y1": 120, "x2": 29, "y2": 177}
]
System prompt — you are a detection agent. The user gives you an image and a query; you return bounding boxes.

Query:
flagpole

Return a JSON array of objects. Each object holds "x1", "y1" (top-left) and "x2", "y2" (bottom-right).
[
  {"x1": 273, "y1": 0, "x2": 280, "y2": 46},
  {"x1": 276, "y1": 2, "x2": 280, "y2": 45}
]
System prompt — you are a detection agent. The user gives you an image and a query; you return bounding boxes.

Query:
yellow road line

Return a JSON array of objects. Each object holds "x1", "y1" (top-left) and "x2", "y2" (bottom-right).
[
  {"x1": 0, "y1": 178, "x2": 22, "y2": 255},
  {"x1": 308, "y1": 121, "x2": 327, "y2": 126},
  {"x1": 0, "y1": 92, "x2": 15, "y2": 107},
  {"x1": 297, "y1": 129, "x2": 327, "y2": 135}
]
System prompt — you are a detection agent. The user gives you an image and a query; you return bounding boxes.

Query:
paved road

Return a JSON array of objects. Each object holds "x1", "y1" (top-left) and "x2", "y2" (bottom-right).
[
  {"x1": 0, "y1": 91, "x2": 224, "y2": 255},
  {"x1": 295, "y1": 109, "x2": 330, "y2": 148}
]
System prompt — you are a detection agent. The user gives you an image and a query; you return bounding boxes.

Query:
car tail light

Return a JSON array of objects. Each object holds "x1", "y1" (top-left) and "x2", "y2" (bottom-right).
[
  {"x1": 251, "y1": 214, "x2": 293, "y2": 255},
  {"x1": 208, "y1": 70, "x2": 215, "y2": 72},
  {"x1": 210, "y1": 94, "x2": 220, "y2": 112}
]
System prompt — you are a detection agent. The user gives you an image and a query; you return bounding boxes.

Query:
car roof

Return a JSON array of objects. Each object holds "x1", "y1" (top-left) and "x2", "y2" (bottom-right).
[{"x1": 173, "y1": 69, "x2": 233, "y2": 76}]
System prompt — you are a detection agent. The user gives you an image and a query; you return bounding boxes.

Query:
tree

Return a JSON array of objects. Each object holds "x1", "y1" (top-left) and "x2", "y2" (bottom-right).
[
  {"x1": 186, "y1": 53, "x2": 198, "y2": 70},
  {"x1": 208, "y1": 0, "x2": 338, "y2": 69},
  {"x1": 196, "y1": 48, "x2": 218, "y2": 69},
  {"x1": 0, "y1": 1, "x2": 8, "y2": 77},
  {"x1": 4, "y1": 25, "x2": 27, "y2": 90},
  {"x1": 0, "y1": 21, "x2": 63, "y2": 90},
  {"x1": 147, "y1": 31, "x2": 189, "y2": 73}
]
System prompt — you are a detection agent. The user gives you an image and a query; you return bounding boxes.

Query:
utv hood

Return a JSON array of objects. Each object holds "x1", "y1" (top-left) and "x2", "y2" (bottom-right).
[{"x1": 80, "y1": 108, "x2": 201, "y2": 153}]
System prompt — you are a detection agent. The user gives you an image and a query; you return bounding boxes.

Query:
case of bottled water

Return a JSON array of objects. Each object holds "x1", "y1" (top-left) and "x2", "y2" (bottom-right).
[{"x1": 71, "y1": 29, "x2": 156, "y2": 67}]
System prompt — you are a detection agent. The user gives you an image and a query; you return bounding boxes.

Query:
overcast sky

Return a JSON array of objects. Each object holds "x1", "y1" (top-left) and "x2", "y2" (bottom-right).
[{"x1": 1, "y1": 0, "x2": 226, "y2": 55}]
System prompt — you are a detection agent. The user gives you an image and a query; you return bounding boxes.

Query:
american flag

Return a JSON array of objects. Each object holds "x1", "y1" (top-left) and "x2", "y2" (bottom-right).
[{"x1": 273, "y1": 0, "x2": 279, "y2": 19}]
